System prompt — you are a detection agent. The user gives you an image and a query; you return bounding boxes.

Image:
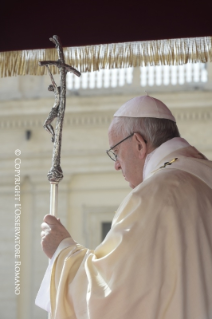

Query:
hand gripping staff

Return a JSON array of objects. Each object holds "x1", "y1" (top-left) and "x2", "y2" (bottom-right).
[{"x1": 39, "y1": 35, "x2": 81, "y2": 217}]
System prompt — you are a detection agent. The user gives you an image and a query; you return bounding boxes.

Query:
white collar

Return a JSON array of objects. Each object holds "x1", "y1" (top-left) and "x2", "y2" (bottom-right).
[{"x1": 143, "y1": 137, "x2": 190, "y2": 181}]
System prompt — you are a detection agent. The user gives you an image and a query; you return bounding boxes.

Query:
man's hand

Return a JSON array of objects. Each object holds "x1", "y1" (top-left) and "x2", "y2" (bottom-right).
[{"x1": 41, "y1": 214, "x2": 71, "y2": 259}]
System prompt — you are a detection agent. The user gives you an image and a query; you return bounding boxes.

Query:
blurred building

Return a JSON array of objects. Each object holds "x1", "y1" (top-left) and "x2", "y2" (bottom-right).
[{"x1": 0, "y1": 63, "x2": 212, "y2": 319}]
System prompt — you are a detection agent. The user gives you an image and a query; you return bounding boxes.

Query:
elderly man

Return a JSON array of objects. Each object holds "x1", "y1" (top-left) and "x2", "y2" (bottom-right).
[{"x1": 36, "y1": 95, "x2": 212, "y2": 319}]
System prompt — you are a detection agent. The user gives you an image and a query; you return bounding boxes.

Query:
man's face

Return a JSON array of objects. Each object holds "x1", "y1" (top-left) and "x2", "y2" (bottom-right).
[{"x1": 108, "y1": 129, "x2": 147, "y2": 189}]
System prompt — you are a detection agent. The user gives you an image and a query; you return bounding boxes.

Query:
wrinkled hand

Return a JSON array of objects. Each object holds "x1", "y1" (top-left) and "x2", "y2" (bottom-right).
[{"x1": 41, "y1": 214, "x2": 71, "y2": 259}]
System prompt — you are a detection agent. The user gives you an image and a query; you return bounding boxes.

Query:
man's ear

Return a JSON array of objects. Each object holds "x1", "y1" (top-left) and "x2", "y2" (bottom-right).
[{"x1": 134, "y1": 133, "x2": 147, "y2": 159}]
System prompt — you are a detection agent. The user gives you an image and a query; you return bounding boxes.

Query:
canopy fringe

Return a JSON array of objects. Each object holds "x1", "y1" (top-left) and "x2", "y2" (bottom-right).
[{"x1": 0, "y1": 37, "x2": 212, "y2": 77}]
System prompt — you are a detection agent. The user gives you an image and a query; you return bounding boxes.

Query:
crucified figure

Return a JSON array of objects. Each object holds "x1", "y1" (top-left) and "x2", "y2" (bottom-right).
[{"x1": 43, "y1": 65, "x2": 61, "y2": 142}]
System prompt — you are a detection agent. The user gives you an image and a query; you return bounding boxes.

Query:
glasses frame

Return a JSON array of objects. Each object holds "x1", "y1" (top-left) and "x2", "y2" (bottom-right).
[{"x1": 106, "y1": 133, "x2": 134, "y2": 161}]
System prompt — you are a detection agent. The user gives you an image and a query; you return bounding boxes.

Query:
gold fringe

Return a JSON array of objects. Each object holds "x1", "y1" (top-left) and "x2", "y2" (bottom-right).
[{"x1": 0, "y1": 37, "x2": 212, "y2": 77}]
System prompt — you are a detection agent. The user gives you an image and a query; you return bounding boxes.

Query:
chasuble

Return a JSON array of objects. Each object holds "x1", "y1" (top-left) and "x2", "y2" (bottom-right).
[{"x1": 36, "y1": 138, "x2": 212, "y2": 319}]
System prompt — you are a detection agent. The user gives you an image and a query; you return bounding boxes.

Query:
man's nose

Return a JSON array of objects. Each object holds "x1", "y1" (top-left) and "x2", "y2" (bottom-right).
[{"x1": 114, "y1": 160, "x2": 121, "y2": 170}]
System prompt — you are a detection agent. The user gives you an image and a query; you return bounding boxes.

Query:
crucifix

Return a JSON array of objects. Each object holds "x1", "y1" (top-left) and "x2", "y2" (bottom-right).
[{"x1": 39, "y1": 35, "x2": 81, "y2": 217}]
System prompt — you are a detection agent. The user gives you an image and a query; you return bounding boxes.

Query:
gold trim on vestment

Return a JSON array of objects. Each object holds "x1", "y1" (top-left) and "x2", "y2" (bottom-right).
[{"x1": 151, "y1": 158, "x2": 178, "y2": 175}]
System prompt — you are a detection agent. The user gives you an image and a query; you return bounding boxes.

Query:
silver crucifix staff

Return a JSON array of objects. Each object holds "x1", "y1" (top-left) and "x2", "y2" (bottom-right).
[{"x1": 39, "y1": 35, "x2": 81, "y2": 217}]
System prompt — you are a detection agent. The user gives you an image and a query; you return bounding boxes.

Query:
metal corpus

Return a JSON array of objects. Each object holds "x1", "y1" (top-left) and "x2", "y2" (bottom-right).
[{"x1": 39, "y1": 35, "x2": 81, "y2": 184}]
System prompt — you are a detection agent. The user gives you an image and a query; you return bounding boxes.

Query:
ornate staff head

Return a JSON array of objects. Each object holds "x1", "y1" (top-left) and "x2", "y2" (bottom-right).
[{"x1": 38, "y1": 35, "x2": 81, "y2": 215}]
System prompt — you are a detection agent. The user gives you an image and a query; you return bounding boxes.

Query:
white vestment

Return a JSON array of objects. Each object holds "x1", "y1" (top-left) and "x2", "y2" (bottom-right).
[{"x1": 36, "y1": 138, "x2": 212, "y2": 319}]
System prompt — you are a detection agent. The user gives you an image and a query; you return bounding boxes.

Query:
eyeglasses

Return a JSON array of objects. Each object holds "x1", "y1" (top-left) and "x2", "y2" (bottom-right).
[{"x1": 106, "y1": 133, "x2": 134, "y2": 161}]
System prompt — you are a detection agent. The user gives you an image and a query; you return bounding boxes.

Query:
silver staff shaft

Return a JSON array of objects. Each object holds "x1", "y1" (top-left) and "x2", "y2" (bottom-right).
[
  {"x1": 49, "y1": 182, "x2": 58, "y2": 216},
  {"x1": 48, "y1": 183, "x2": 58, "y2": 319}
]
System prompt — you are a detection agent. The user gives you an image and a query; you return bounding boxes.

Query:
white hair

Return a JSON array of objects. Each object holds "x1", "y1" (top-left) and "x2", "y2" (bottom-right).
[{"x1": 109, "y1": 117, "x2": 180, "y2": 148}]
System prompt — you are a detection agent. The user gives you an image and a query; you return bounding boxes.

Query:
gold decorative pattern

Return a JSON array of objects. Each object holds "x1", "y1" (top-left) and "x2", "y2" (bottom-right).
[{"x1": 151, "y1": 158, "x2": 178, "y2": 175}]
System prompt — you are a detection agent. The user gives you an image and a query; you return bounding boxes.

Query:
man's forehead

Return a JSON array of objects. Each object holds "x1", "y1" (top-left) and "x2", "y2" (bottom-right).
[
  {"x1": 108, "y1": 129, "x2": 122, "y2": 147},
  {"x1": 108, "y1": 121, "x2": 123, "y2": 138}
]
